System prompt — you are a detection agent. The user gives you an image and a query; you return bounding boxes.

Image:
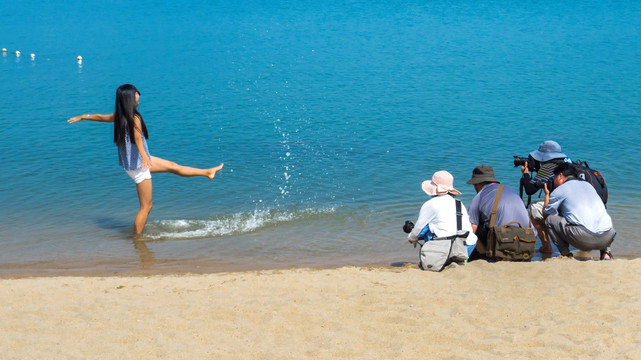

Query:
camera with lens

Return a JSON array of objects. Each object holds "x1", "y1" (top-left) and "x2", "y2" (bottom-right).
[
  {"x1": 532, "y1": 177, "x2": 553, "y2": 189},
  {"x1": 402, "y1": 220, "x2": 414, "y2": 234},
  {"x1": 515, "y1": 154, "x2": 555, "y2": 191},
  {"x1": 513, "y1": 154, "x2": 539, "y2": 173}
]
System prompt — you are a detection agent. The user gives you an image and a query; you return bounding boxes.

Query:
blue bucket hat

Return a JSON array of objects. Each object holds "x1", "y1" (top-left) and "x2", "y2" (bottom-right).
[{"x1": 529, "y1": 140, "x2": 566, "y2": 162}]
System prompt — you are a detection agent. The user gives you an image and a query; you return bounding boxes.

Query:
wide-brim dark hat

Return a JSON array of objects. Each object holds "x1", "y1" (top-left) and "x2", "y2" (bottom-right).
[{"x1": 466, "y1": 165, "x2": 499, "y2": 185}]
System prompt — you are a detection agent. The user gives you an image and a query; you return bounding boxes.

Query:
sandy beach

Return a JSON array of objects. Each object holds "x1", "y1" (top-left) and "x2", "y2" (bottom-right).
[{"x1": 2, "y1": 258, "x2": 640, "y2": 359}]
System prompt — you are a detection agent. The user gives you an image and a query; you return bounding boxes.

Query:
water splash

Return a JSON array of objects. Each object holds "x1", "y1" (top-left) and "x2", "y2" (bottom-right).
[
  {"x1": 274, "y1": 117, "x2": 293, "y2": 199},
  {"x1": 143, "y1": 207, "x2": 335, "y2": 240}
]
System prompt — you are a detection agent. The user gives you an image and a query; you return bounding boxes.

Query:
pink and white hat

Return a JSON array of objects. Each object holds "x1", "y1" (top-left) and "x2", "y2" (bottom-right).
[{"x1": 422, "y1": 170, "x2": 461, "y2": 196}]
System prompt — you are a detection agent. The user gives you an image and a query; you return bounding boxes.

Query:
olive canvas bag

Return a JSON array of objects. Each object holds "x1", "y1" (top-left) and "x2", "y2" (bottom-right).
[{"x1": 485, "y1": 185, "x2": 536, "y2": 261}]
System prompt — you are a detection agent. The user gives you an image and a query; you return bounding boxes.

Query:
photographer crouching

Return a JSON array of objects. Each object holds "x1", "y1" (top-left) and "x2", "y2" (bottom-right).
[
  {"x1": 403, "y1": 170, "x2": 477, "y2": 271},
  {"x1": 515, "y1": 140, "x2": 570, "y2": 254}
]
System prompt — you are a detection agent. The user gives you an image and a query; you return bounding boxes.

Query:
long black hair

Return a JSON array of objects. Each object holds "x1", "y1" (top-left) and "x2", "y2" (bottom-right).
[{"x1": 113, "y1": 84, "x2": 148, "y2": 145}]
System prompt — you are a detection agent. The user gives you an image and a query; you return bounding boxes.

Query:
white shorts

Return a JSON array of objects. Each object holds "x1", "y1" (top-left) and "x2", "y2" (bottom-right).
[
  {"x1": 527, "y1": 201, "x2": 545, "y2": 222},
  {"x1": 125, "y1": 167, "x2": 152, "y2": 184}
]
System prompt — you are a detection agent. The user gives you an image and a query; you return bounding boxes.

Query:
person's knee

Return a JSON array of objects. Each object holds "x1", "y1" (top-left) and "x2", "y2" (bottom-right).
[
  {"x1": 141, "y1": 200, "x2": 153, "y2": 212},
  {"x1": 531, "y1": 217, "x2": 543, "y2": 228}
]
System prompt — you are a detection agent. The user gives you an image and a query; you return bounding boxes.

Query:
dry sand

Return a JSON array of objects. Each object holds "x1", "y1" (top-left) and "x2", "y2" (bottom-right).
[{"x1": 2, "y1": 258, "x2": 641, "y2": 359}]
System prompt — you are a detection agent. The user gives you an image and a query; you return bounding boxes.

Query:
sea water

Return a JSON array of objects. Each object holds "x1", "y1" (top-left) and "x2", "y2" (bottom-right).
[{"x1": 1, "y1": 0, "x2": 640, "y2": 274}]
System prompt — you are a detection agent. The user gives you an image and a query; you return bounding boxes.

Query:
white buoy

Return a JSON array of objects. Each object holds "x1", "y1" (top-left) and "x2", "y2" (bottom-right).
[
  {"x1": 15, "y1": 50, "x2": 21, "y2": 57},
  {"x1": 30, "y1": 53, "x2": 35, "y2": 59},
  {"x1": 77, "y1": 55, "x2": 82, "y2": 64},
  {"x1": 1, "y1": 48, "x2": 7, "y2": 53}
]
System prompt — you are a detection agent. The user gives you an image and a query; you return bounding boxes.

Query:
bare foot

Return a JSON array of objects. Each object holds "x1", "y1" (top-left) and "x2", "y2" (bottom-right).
[
  {"x1": 207, "y1": 163, "x2": 224, "y2": 180},
  {"x1": 538, "y1": 244, "x2": 553, "y2": 254}
]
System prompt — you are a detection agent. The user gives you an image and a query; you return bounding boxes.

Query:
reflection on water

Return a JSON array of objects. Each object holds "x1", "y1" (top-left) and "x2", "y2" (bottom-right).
[{"x1": 133, "y1": 239, "x2": 156, "y2": 269}]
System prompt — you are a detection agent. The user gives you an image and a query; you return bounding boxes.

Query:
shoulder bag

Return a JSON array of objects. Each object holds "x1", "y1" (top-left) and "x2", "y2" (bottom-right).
[{"x1": 485, "y1": 185, "x2": 536, "y2": 261}]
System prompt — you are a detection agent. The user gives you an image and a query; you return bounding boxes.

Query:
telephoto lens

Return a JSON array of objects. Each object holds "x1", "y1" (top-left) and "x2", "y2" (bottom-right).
[{"x1": 513, "y1": 155, "x2": 528, "y2": 167}]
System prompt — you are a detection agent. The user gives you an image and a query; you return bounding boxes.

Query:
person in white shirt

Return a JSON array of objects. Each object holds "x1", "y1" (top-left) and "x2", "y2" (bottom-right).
[{"x1": 408, "y1": 170, "x2": 477, "y2": 250}]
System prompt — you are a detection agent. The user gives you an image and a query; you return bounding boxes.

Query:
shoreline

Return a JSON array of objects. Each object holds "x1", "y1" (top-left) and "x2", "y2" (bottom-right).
[
  {"x1": 2, "y1": 259, "x2": 640, "y2": 359},
  {"x1": 1, "y1": 251, "x2": 636, "y2": 279}
]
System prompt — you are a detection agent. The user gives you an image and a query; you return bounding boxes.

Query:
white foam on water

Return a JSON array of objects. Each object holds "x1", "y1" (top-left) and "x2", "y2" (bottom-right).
[{"x1": 144, "y1": 207, "x2": 335, "y2": 240}]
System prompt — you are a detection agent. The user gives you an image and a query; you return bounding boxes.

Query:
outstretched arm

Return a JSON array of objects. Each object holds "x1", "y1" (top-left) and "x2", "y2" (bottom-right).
[{"x1": 67, "y1": 113, "x2": 115, "y2": 123}]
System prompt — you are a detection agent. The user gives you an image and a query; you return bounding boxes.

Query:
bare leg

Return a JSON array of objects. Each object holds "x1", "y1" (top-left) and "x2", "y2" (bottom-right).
[
  {"x1": 150, "y1": 156, "x2": 223, "y2": 179},
  {"x1": 532, "y1": 218, "x2": 553, "y2": 253},
  {"x1": 133, "y1": 179, "x2": 153, "y2": 235}
]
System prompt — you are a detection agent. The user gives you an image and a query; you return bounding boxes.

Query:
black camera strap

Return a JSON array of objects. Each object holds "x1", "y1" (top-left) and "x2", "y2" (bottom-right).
[{"x1": 455, "y1": 198, "x2": 462, "y2": 231}]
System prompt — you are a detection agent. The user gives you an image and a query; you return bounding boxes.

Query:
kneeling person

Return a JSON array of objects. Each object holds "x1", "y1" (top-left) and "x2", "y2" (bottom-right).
[
  {"x1": 466, "y1": 165, "x2": 534, "y2": 261},
  {"x1": 543, "y1": 163, "x2": 615, "y2": 259},
  {"x1": 407, "y1": 170, "x2": 477, "y2": 269}
]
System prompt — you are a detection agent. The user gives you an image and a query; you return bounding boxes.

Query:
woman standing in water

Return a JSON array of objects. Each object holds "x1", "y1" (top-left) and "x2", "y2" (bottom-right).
[{"x1": 68, "y1": 84, "x2": 224, "y2": 235}]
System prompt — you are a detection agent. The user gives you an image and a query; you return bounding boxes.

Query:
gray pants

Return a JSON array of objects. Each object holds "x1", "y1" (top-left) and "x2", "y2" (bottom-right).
[{"x1": 545, "y1": 215, "x2": 616, "y2": 256}]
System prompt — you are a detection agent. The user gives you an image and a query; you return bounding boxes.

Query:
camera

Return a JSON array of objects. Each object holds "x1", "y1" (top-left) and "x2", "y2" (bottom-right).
[
  {"x1": 403, "y1": 220, "x2": 414, "y2": 234},
  {"x1": 513, "y1": 155, "x2": 539, "y2": 173},
  {"x1": 533, "y1": 177, "x2": 553, "y2": 189}
]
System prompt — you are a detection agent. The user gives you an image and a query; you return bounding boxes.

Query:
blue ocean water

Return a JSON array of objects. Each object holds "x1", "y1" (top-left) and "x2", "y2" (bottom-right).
[{"x1": 1, "y1": 0, "x2": 640, "y2": 274}]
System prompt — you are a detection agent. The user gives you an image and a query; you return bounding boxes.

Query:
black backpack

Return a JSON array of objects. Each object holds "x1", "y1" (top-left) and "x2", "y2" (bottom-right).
[{"x1": 573, "y1": 161, "x2": 608, "y2": 205}]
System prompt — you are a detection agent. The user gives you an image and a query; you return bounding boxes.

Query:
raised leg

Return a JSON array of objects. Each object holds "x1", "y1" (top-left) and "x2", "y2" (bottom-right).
[{"x1": 150, "y1": 156, "x2": 223, "y2": 179}]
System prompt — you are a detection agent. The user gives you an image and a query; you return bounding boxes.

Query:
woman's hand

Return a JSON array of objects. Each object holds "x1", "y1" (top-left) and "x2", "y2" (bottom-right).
[
  {"x1": 67, "y1": 113, "x2": 114, "y2": 123},
  {"x1": 67, "y1": 115, "x2": 86, "y2": 123},
  {"x1": 141, "y1": 156, "x2": 152, "y2": 170}
]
